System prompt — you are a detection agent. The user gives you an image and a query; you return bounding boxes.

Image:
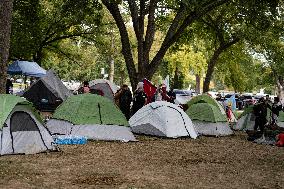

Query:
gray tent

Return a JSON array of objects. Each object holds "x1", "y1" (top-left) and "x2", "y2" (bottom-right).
[
  {"x1": 23, "y1": 70, "x2": 72, "y2": 111},
  {"x1": 0, "y1": 95, "x2": 56, "y2": 155}
]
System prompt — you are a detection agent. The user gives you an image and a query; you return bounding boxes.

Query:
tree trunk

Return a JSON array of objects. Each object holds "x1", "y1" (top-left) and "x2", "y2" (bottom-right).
[
  {"x1": 276, "y1": 78, "x2": 284, "y2": 103},
  {"x1": 109, "y1": 58, "x2": 114, "y2": 83},
  {"x1": 203, "y1": 48, "x2": 223, "y2": 93},
  {"x1": 195, "y1": 74, "x2": 201, "y2": 94},
  {"x1": 203, "y1": 38, "x2": 240, "y2": 93},
  {"x1": 109, "y1": 30, "x2": 115, "y2": 83},
  {"x1": 102, "y1": 1, "x2": 228, "y2": 91},
  {"x1": 0, "y1": 0, "x2": 14, "y2": 94}
]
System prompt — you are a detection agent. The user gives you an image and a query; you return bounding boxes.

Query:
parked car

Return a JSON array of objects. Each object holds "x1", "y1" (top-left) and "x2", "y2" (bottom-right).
[
  {"x1": 240, "y1": 94, "x2": 256, "y2": 108},
  {"x1": 173, "y1": 89, "x2": 192, "y2": 104}
]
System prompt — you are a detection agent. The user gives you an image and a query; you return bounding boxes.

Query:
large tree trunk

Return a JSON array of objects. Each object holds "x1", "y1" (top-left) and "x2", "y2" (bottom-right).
[
  {"x1": 203, "y1": 48, "x2": 223, "y2": 93},
  {"x1": 0, "y1": 0, "x2": 14, "y2": 94},
  {"x1": 195, "y1": 74, "x2": 201, "y2": 94}
]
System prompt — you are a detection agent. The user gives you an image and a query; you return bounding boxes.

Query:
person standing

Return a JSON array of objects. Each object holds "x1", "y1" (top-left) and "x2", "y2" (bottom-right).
[
  {"x1": 78, "y1": 81, "x2": 90, "y2": 94},
  {"x1": 268, "y1": 97, "x2": 282, "y2": 125},
  {"x1": 161, "y1": 85, "x2": 170, "y2": 102},
  {"x1": 253, "y1": 97, "x2": 268, "y2": 134},
  {"x1": 132, "y1": 82, "x2": 147, "y2": 115},
  {"x1": 116, "y1": 84, "x2": 132, "y2": 120},
  {"x1": 153, "y1": 85, "x2": 162, "y2": 101},
  {"x1": 167, "y1": 88, "x2": 176, "y2": 104},
  {"x1": 5, "y1": 79, "x2": 13, "y2": 94}
]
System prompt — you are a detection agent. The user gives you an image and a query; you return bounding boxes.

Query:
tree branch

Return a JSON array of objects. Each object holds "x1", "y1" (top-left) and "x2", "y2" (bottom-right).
[
  {"x1": 137, "y1": 0, "x2": 146, "y2": 75},
  {"x1": 47, "y1": 45, "x2": 82, "y2": 67},
  {"x1": 102, "y1": 0, "x2": 138, "y2": 88},
  {"x1": 144, "y1": 0, "x2": 157, "y2": 57},
  {"x1": 127, "y1": 0, "x2": 140, "y2": 39},
  {"x1": 43, "y1": 32, "x2": 95, "y2": 46},
  {"x1": 147, "y1": 0, "x2": 229, "y2": 77}
]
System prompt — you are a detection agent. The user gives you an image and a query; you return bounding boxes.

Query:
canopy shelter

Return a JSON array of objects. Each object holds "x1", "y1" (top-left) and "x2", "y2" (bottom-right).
[
  {"x1": 46, "y1": 94, "x2": 136, "y2": 142},
  {"x1": 7, "y1": 60, "x2": 46, "y2": 77},
  {"x1": 0, "y1": 95, "x2": 56, "y2": 155},
  {"x1": 129, "y1": 101, "x2": 198, "y2": 138}
]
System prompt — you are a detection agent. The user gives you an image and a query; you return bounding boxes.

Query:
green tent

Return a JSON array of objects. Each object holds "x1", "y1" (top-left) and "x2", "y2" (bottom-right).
[
  {"x1": 0, "y1": 94, "x2": 55, "y2": 155},
  {"x1": 0, "y1": 94, "x2": 34, "y2": 128},
  {"x1": 186, "y1": 103, "x2": 227, "y2": 122},
  {"x1": 187, "y1": 94, "x2": 226, "y2": 115},
  {"x1": 53, "y1": 94, "x2": 129, "y2": 126},
  {"x1": 185, "y1": 99, "x2": 232, "y2": 136},
  {"x1": 47, "y1": 94, "x2": 136, "y2": 141}
]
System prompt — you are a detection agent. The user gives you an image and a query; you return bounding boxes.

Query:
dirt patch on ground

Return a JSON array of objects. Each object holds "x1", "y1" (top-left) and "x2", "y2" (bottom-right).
[{"x1": 0, "y1": 132, "x2": 283, "y2": 188}]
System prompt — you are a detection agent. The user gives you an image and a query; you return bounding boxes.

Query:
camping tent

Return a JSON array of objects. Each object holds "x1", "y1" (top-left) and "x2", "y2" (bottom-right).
[
  {"x1": 46, "y1": 94, "x2": 136, "y2": 141},
  {"x1": 233, "y1": 106, "x2": 255, "y2": 131},
  {"x1": 89, "y1": 79, "x2": 119, "y2": 101},
  {"x1": 233, "y1": 105, "x2": 284, "y2": 131},
  {"x1": 22, "y1": 70, "x2": 73, "y2": 111},
  {"x1": 186, "y1": 103, "x2": 233, "y2": 136},
  {"x1": 129, "y1": 101, "x2": 198, "y2": 138},
  {"x1": 186, "y1": 97, "x2": 233, "y2": 136},
  {"x1": 0, "y1": 95, "x2": 56, "y2": 155},
  {"x1": 188, "y1": 94, "x2": 237, "y2": 122},
  {"x1": 8, "y1": 60, "x2": 46, "y2": 77},
  {"x1": 278, "y1": 111, "x2": 284, "y2": 128},
  {"x1": 187, "y1": 94, "x2": 226, "y2": 114}
]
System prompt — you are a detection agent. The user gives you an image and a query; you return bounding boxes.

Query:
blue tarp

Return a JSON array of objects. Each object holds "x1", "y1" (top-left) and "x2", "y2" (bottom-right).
[{"x1": 8, "y1": 60, "x2": 46, "y2": 77}]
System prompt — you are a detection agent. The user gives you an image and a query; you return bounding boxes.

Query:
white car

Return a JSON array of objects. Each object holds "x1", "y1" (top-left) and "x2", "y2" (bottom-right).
[{"x1": 173, "y1": 89, "x2": 192, "y2": 105}]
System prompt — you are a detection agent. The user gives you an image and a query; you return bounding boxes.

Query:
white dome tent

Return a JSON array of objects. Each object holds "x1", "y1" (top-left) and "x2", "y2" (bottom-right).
[{"x1": 129, "y1": 101, "x2": 198, "y2": 139}]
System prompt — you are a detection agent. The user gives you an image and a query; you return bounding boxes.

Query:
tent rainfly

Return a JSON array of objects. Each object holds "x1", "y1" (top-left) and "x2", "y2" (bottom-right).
[
  {"x1": 129, "y1": 101, "x2": 198, "y2": 138},
  {"x1": 0, "y1": 95, "x2": 56, "y2": 155},
  {"x1": 89, "y1": 79, "x2": 119, "y2": 101},
  {"x1": 22, "y1": 70, "x2": 73, "y2": 111},
  {"x1": 46, "y1": 94, "x2": 136, "y2": 142},
  {"x1": 186, "y1": 97, "x2": 233, "y2": 136}
]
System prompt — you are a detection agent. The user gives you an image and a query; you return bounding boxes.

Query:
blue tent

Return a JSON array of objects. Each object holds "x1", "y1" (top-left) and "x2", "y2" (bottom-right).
[{"x1": 8, "y1": 60, "x2": 46, "y2": 77}]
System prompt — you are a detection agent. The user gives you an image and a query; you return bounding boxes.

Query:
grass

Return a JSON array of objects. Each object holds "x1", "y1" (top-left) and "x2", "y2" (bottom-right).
[{"x1": 0, "y1": 132, "x2": 283, "y2": 188}]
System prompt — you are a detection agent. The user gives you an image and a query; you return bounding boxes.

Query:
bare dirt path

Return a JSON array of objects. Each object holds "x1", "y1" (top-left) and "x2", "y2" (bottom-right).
[{"x1": 0, "y1": 132, "x2": 283, "y2": 189}]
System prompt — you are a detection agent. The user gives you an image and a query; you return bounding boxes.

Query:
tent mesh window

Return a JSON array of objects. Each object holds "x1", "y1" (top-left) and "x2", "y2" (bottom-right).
[{"x1": 10, "y1": 112, "x2": 38, "y2": 132}]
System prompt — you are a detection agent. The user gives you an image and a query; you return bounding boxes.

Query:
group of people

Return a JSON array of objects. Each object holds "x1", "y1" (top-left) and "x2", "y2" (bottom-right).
[
  {"x1": 114, "y1": 82, "x2": 176, "y2": 120},
  {"x1": 253, "y1": 95, "x2": 283, "y2": 133}
]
